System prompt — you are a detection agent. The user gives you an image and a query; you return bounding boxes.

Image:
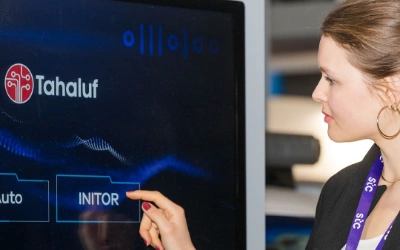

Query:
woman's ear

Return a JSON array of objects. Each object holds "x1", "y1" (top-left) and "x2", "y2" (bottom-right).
[{"x1": 381, "y1": 75, "x2": 400, "y2": 106}]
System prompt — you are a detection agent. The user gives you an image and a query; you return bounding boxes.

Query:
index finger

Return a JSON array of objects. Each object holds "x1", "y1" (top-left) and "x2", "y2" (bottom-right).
[{"x1": 126, "y1": 190, "x2": 174, "y2": 210}]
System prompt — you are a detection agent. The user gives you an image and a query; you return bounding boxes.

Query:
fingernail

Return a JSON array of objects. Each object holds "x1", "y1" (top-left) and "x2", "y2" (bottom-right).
[
  {"x1": 142, "y1": 201, "x2": 151, "y2": 211},
  {"x1": 156, "y1": 247, "x2": 160, "y2": 250},
  {"x1": 143, "y1": 239, "x2": 148, "y2": 246}
]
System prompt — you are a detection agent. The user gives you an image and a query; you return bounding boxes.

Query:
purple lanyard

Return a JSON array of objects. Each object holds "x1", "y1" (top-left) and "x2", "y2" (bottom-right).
[{"x1": 346, "y1": 156, "x2": 396, "y2": 250}]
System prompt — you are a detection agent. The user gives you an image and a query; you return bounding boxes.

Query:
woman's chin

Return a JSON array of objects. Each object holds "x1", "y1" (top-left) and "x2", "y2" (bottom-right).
[
  {"x1": 327, "y1": 128, "x2": 348, "y2": 143},
  {"x1": 327, "y1": 129, "x2": 361, "y2": 143}
]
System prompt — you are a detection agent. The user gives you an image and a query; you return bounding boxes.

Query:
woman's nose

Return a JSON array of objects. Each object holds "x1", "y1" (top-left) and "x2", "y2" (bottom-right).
[{"x1": 312, "y1": 78, "x2": 327, "y2": 103}]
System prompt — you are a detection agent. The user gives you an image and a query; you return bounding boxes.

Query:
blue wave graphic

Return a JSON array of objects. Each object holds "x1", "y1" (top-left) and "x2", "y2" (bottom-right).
[
  {"x1": 62, "y1": 136, "x2": 132, "y2": 165},
  {"x1": 132, "y1": 156, "x2": 211, "y2": 182},
  {"x1": 0, "y1": 129, "x2": 132, "y2": 165},
  {"x1": 0, "y1": 129, "x2": 41, "y2": 159},
  {"x1": 0, "y1": 128, "x2": 213, "y2": 211},
  {"x1": 0, "y1": 108, "x2": 24, "y2": 123},
  {"x1": 0, "y1": 128, "x2": 67, "y2": 164}
]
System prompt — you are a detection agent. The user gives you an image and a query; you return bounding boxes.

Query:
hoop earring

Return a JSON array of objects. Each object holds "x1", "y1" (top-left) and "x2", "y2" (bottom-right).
[{"x1": 377, "y1": 105, "x2": 400, "y2": 139}]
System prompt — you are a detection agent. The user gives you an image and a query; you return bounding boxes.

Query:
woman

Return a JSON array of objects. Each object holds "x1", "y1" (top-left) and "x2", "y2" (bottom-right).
[
  {"x1": 307, "y1": 0, "x2": 400, "y2": 249},
  {"x1": 127, "y1": 0, "x2": 400, "y2": 249}
]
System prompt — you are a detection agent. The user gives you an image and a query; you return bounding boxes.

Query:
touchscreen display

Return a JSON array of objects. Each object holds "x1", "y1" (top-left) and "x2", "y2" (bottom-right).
[{"x1": 0, "y1": 0, "x2": 245, "y2": 249}]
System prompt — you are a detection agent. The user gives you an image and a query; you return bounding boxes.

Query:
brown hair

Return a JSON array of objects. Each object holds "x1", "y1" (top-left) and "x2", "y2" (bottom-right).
[{"x1": 321, "y1": 0, "x2": 400, "y2": 88}]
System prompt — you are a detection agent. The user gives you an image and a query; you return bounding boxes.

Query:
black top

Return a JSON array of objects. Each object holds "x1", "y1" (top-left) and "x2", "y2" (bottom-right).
[{"x1": 306, "y1": 144, "x2": 400, "y2": 250}]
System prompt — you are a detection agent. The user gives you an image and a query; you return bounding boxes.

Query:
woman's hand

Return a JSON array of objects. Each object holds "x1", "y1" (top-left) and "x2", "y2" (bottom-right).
[{"x1": 126, "y1": 190, "x2": 196, "y2": 250}]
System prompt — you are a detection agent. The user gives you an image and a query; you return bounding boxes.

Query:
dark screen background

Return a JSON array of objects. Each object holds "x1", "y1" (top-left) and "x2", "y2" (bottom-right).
[{"x1": 0, "y1": 0, "x2": 240, "y2": 249}]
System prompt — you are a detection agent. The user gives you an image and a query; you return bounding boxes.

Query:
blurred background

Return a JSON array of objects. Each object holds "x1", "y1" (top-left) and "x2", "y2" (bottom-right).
[{"x1": 265, "y1": 0, "x2": 373, "y2": 249}]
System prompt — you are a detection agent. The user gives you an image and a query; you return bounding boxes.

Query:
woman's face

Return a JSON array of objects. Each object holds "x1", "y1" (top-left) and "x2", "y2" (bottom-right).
[{"x1": 312, "y1": 35, "x2": 382, "y2": 142}]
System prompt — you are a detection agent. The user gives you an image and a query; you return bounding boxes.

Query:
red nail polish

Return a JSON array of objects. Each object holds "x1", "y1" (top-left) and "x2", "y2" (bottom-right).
[
  {"x1": 156, "y1": 247, "x2": 160, "y2": 250},
  {"x1": 143, "y1": 239, "x2": 148, "y2": 246},
  {"x1": 142, "y1": 201, "x2": 151, "y2": 211}
]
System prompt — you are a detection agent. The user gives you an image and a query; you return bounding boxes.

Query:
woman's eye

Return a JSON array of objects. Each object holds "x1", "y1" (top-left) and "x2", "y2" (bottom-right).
[{"x1": 324, "y1": 76, "x2": 335, "y2": 85}]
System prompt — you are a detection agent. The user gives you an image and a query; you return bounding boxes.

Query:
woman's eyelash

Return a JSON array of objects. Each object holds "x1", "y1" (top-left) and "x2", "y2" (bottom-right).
[{"x1": 324, "y1": 76, "x2": 335, "y2": 84}]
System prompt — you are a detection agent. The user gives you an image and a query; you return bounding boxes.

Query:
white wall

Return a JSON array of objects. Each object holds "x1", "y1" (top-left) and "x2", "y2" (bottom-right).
[{"x1": 267, "y1": 95, "x2": 374, "y2": 183}]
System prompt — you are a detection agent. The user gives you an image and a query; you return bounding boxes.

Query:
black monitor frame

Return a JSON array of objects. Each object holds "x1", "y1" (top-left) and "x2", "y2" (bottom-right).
[{"x1": 0, "y1": 0, "x2": 246, "y2": 248}]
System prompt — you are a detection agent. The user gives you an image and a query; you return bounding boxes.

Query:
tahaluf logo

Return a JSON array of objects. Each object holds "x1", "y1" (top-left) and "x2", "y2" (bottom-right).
[{"x1": 5, "y1": 63, "x2": 34, "y2": 104}]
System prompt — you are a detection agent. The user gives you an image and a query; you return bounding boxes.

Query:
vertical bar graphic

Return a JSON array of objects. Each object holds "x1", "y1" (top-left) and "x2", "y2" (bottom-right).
[{"x1": 140, "y1": 24, "x2": 145, "y2": 55}]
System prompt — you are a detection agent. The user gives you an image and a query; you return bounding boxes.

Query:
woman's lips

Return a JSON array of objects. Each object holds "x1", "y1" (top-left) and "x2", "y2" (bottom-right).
[{"x1": 323, "y1": 112, "x2": 334, "y2": 123}]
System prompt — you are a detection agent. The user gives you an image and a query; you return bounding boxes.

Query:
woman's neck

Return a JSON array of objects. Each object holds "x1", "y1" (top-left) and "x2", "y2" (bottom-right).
[{"x1": 377, "y1": 137, "x2": 400, "y2": 183}]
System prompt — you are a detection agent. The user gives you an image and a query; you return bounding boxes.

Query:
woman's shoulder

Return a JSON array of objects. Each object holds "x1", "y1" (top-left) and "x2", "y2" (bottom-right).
[
  {"x1": 322, "y1": 161, "x2": 364, "y2": 195},
  {"x1": 306, "y1": 144, "x2": 380, "y2": 249}
]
